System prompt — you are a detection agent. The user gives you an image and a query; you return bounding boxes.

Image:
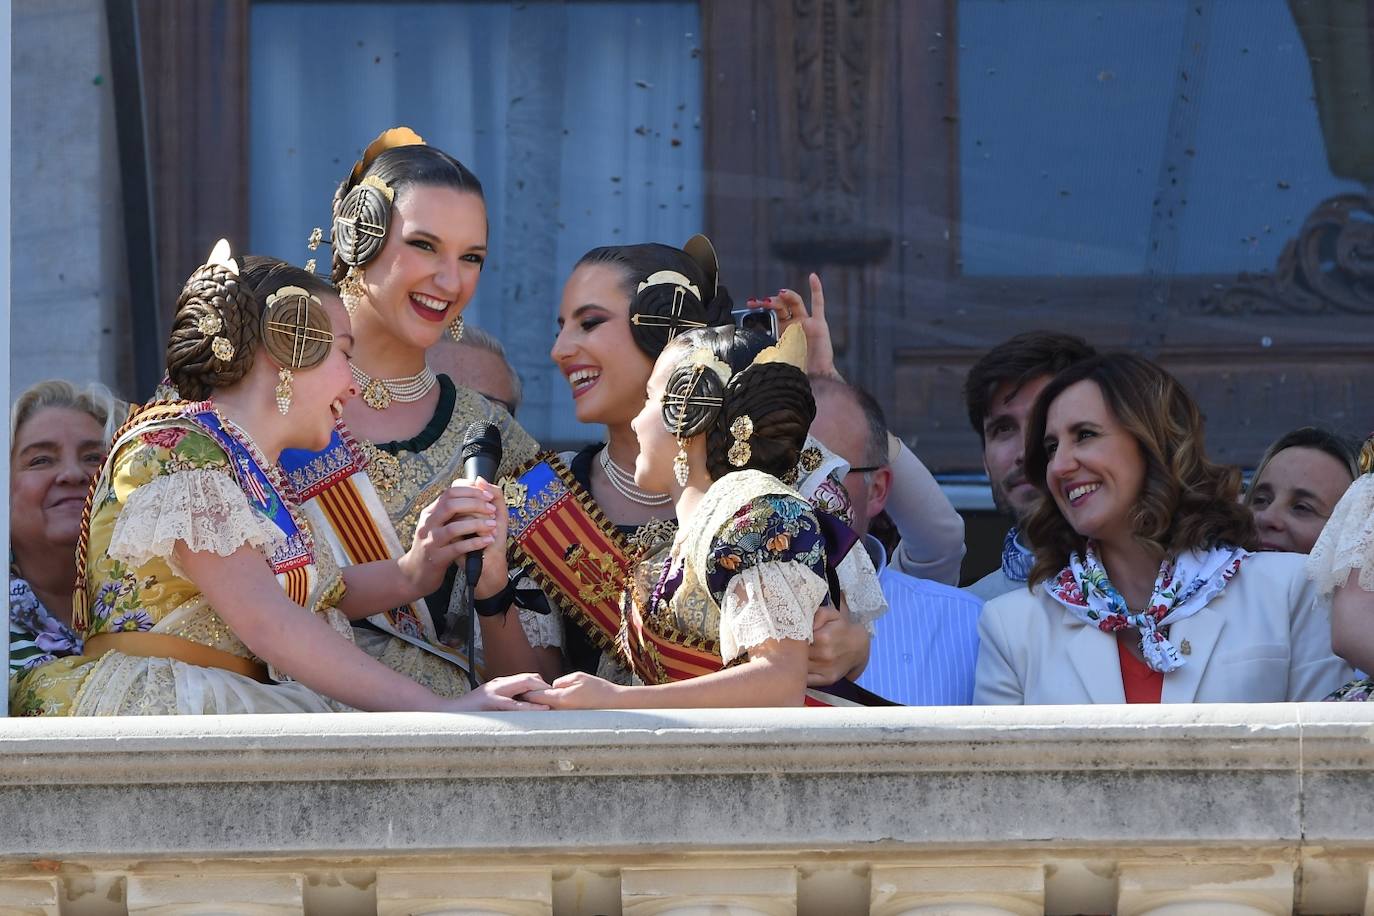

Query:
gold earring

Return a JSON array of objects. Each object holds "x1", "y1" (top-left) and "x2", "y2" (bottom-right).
[
  {"x1": 448, "y1": 315, "x2": 464, "y2": 343},
  {"x1": 275, "y1": 368, "x2": 293, "y2": 415},
  {"x1": 728, "y1": 415, "x2": 754, "y2": 468},
  {"x1": 339, "y1": 266, "x2": 365, "y2": 316},
  {"x1": 673, "y1": 439, "x2": 691, "y2": 487}
]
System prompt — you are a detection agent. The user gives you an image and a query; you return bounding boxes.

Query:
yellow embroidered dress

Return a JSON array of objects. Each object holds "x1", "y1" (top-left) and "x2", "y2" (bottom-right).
[{"x1": 12, "y1": 402, "x2": 351, "y2": 716}]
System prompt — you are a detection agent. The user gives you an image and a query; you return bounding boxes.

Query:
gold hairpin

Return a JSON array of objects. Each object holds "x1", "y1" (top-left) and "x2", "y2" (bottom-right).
[{"x1": 637, "y1": 270, "x2": 701, "y2": 300}]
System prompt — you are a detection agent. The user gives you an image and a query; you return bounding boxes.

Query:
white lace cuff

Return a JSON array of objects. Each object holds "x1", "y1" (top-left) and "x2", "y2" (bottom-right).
[
  {"x1": 109, "y1": 468, "x2": 285, "y2": 575},
  {"x1": 1308, "y1": 473, "x2": 1374, "y2": 594},
  {"x1": 518, "y1": 604, "x2": 563, "y2": 649},
  {"x1": 719, "y1": 560, "x2": 826, "y2": 662},
  {"x1": 836, "y1": 547, "x2": 887, "y2": 634}
]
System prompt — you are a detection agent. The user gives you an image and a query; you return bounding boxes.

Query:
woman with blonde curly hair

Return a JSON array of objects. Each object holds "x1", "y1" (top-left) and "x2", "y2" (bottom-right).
[{"x1": 975, "y1": 353, "x2": 1349, "y2": 704}]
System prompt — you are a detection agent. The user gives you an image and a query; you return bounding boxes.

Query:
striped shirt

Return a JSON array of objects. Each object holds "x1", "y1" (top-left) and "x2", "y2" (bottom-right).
[{"x1": 857, "y1": 537, "x2": 983, "y2": 705}]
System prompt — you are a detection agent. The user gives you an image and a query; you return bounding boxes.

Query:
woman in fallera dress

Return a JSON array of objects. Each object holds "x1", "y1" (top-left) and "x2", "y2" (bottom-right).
[
  {"x1": 526, "y1": 324, "x2": 853, "y2": 708},
  {"x1": 283, "y1": 127, "x2": 560, "y2": 693},
  {"x1": 12, "y1": 246, "x2": 548, "y2": 715}
]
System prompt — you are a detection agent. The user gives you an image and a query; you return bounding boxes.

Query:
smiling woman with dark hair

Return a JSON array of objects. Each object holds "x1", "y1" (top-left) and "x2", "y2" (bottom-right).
[{"x1": 974, "y1": 353, "x2": 1350, "y2": 705}]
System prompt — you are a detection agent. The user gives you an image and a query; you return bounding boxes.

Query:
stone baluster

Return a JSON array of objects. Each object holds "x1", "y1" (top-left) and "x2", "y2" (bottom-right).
[
  {"x1": 621, "y1": 866, "x2": 796, "y2": 915},
  {"x1": 1116, "y1": 863, "x2": 1295, "y2": 915},
  {"x1": 374, "y1": 868, "x2": 553, "y2": 916},
  {"x1": 127, "y1": 874, "x2": 304, "y2": 915},
  {"x1": 0, "y1": 877, "x2": 61, "y2": 916},
  {"x1": 869, "y1": 865, "x2": 1044, "y2": 915}
]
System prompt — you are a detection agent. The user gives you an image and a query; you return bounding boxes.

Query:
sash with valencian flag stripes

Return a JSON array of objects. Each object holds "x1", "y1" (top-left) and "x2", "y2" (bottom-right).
[
  {"x1": 192, "y1": 407, "x2": 314, "y2": 607},
  {"x1": 503, "y1": 455, "x2": 634, "y2": 654},
  {"x1": 280, "y1": 424, "x2": 474, "y2": 675}
]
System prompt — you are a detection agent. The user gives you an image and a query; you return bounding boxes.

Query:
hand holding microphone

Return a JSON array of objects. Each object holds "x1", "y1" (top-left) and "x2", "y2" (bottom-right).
[
  {"x1": 456, "y1": 422, "x2": 508, "y2": 600},
  {"x1": 396, "y1": 422, "x2": 507, "y2": 601}
]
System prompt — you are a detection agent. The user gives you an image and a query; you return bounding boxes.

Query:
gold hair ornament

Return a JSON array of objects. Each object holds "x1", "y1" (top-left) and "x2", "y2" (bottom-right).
[
  {"x1": 728, "y1": 415, "x2": 754, "y2": 468},
  {"x1": 347, "y1": 126, "x2": 426, "y2": 191},
  {"x1": 202, "y1": 238, "x2": 239, "y2": 364},
  {"x1": 630, "y1": 270, "x2": 708, "y2": 341},
  {"x1": 261, "y1": 285, "x2": 334, "y2": 371},
  {"x1": 666, "y1": 363, "x2": 723, "y2": 487},
  {"x1": 749, "y1": 323, "x2": 808, "y2": 371}
]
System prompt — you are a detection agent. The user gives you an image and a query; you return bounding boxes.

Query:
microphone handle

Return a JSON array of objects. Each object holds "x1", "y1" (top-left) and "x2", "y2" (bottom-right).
[{"x1": 460, "y1": 454, "x2": 500, "y2": 589}]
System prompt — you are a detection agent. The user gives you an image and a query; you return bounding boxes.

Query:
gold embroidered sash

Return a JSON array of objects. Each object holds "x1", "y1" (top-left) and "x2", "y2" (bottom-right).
[{"x1": 504, "y1": 454, "x2": 635, "y2": 652}]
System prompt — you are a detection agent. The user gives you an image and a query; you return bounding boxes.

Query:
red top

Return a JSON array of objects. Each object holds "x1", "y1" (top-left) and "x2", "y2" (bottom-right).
[{"x1": 1118, "y1": 638, "x2": 1163, "y2": 704}]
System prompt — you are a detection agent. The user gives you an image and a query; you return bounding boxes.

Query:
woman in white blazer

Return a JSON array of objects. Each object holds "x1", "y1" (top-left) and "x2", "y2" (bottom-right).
[{"x1": 975, "y1": 354, "x2": 1350, "y2": 705}]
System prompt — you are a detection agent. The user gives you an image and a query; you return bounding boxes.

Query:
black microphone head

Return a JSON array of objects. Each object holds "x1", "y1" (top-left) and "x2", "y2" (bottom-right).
[{"x1": 461, "y1": 421, "x2": 503, "y2": 467}]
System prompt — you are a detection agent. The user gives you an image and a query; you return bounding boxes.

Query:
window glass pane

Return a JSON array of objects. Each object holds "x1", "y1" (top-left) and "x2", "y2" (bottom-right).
[
  {"x1": 250, "y1": 0, "x2": 704, "y2": 444},
  {"x1": 959, "y1": 0, "x2": 1363, "y2": 277}
]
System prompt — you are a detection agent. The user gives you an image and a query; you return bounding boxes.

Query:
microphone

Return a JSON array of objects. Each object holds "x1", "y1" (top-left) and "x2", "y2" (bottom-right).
[{"x1": 459, "y1": 421, "x2": 503, "y2": 587}]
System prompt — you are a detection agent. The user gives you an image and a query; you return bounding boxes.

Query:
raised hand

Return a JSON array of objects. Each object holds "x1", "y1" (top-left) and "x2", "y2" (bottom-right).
[{"x1": 752, "y1": 272, "x2": 842, "y2": 381}]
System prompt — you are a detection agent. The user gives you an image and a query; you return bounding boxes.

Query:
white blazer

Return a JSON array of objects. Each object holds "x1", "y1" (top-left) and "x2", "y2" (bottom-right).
[{"x1": 974, "y1": 552, "x2": 1351, "y2": 704}]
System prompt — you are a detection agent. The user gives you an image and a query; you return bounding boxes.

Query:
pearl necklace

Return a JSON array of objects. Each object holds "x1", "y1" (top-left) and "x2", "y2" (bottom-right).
[
  {"x1": 599, "y1": 445, "x2": 672, "y2": 507},
  {"x1": 350, "y1": 363, "x2": 437, "y2": 411}
]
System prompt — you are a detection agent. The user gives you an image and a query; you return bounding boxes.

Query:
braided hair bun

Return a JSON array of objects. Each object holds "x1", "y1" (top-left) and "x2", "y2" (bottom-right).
[
  {"x1": 165, "y1": 257, "x2": 259, "y2": 400},
  {"x1": 166, "y1": 251, "x2": 337, "y2": 400},
  {"x1": 661, "y1": 326, "x2": 816, "y2": 482},
  {"x1": 707, "y1": 361, "x2": 815, "y2": 481}
]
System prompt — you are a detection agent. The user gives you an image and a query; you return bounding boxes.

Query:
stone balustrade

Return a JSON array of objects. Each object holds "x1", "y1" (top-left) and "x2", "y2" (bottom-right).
[{"x1": 3, "y1": 704, "x2": 1373, "y2": 914}]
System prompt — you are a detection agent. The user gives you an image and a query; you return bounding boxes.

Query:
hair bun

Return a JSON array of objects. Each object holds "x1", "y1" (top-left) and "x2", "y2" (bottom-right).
[
  {"x1": 332, "y1": 178, "x2": 392, "y2": 270},
  {"x1": 165, "y1": 261, "x2": 260, "y2": 400},
  {"x1": 706, "y1": 361, "x2": 815, "y2": 481},
  {"x1": 629, "y1": 279, "x2": 710, "y2": 357},
  {"x1": 662, "y1": 359, "x2": 726, "y2": 442}
]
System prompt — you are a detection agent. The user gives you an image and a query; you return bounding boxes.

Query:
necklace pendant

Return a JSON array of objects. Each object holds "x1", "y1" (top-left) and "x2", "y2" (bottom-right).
[{"x1": 362, "y1": 379, "x2": 392, "y2": 411}]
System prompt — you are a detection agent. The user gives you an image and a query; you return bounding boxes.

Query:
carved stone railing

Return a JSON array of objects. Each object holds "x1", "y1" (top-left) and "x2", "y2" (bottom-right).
[{"x1": 3, "y1": 704, "x2": 1374, "y2": 914}]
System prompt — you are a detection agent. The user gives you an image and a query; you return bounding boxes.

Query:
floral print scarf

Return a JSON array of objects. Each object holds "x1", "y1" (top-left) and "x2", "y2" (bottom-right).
[
  {"x1": 1045, "y1": 542, "x2": 1250, "y2": 673},
  {"x1": 9, "y1": 573, "x2": 82, "y2": 675}
]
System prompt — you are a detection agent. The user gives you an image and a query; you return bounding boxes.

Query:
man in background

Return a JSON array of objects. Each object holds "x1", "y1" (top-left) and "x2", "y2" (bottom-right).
[
  {"x1": 962, "y1": 332, "x2": 1096, "y2": 601},
  {"x1": 811, "y1": 376, "x2": 981, "y2": 705},
  {"x1": 428, "y1": 325, "x2": 523, "y2": 417}
]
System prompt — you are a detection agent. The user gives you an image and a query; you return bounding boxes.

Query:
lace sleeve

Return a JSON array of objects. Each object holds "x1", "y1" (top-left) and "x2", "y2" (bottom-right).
[
  {"x1": 516, "y1": 570, "x2": 563, "y2": 650},
  {"x1": 108, "y1": 467, "x2": 285, "y2": 573},
  {"x1": 835, "y1": 547, "x2": 887, "y2": 634},
  {"x1": 1308, "y1": 474, "x2": 1374, "y2": 594},
  {"x1": 718, "y1": 559, "x2": 828, "y2": 663}
]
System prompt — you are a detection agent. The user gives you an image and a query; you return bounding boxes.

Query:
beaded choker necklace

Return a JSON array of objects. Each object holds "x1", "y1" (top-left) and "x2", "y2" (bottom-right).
[
  {"x1": 599, "y1": 445, "x2": 672, "y2": 507},
  {"x1": 351, "y1": 363, "x2": 437, "y2": 410}
]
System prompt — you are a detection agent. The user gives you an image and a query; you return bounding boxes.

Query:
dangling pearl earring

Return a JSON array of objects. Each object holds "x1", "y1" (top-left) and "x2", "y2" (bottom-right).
[
  {"x1": 339, "y1": 266, "x2": 365, "y2": 316},
  {"x1": 275, "y1": 368, "x2": 293, "y2": 416},
  {"x1": 673, "y1": 438, "x2": 691, "y2": 487},
  {"x1": 448, "y1": 315, "x2": 465, "y2": 343}
]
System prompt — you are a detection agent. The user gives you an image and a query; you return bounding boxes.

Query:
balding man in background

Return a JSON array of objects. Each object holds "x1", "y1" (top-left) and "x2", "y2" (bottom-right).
[
  {"x1": 810, "y1": 377, "x2": 981, "y2": 705},
  {"x1": 428, "y1": 325, "x2": 523, "y2": 417}
]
